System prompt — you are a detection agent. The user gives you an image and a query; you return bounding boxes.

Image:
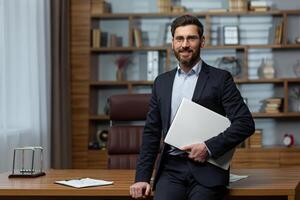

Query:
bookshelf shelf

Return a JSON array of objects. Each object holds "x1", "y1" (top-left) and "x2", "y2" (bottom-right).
[
  {"x1": 235, "y1": 78, "x2": 300, "y2": 84},
  {"x1": 252, "y1": 112, "x2": 300, "y2": 118},
  {"x1": 90, "y1": 79, "x2": 300, "y2": 86},
  {"x1": 90, "y1": 80, "x2": 153, "y2": 87},
  {"x1": 88, "y1": 112, "x2": 300, "y2": 122},
  {"x1": 90, "y1": 10, "x2": 300, "y2": 19},
  {"x1": 91, "y1": 46, "x2": 168, "y2": 52}
]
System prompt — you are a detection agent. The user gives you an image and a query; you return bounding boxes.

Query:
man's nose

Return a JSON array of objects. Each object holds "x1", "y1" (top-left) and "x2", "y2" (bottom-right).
[{"x1": 181, "y1": 39, "x2": 190, "y2": 48}]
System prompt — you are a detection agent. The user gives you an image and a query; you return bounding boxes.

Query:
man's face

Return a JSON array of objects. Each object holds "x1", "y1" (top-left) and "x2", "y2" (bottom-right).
[{"x1": 172, "y1": 25, "x2": 204, "y2": 68}]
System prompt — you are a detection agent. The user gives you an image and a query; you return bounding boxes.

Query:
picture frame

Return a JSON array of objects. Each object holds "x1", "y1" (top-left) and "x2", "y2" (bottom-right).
[{"x1": 223, "y1": 26, "x2": 239, "y2": 45}]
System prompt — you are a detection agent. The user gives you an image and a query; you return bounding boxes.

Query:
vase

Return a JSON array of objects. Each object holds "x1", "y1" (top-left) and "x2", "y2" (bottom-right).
[
  {"x1": 116, "y1": 68, "x2": 124, "y2": 81},
  {"x1": 257, "y1": 58, "x2": 275, "y2": 79}
]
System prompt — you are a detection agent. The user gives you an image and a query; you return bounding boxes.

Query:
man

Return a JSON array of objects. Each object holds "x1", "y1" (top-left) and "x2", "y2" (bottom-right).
[{"x1": 130, "y1": 15, "x2": 254, "y2": 200}]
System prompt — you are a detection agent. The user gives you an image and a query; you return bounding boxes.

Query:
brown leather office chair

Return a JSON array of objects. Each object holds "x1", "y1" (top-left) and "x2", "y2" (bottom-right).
[{"x1": 107, "y1": 93, "x2": 151, "y2": 169}]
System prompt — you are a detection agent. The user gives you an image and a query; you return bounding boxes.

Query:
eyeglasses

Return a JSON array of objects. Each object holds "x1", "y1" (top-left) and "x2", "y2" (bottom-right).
[{"x1": 174, "y1": 35, "x2": 200, "y2": 44}]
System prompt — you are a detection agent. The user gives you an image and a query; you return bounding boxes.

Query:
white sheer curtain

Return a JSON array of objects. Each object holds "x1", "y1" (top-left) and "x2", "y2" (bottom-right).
[{"x1": 0, "y1": 0, "x2": 51, "y2": 172}]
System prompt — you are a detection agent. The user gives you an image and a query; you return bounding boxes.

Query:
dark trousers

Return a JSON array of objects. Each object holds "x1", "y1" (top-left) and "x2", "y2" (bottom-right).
[{"x1": 154, "y1": 155, "x2": 227, "y2": 200}]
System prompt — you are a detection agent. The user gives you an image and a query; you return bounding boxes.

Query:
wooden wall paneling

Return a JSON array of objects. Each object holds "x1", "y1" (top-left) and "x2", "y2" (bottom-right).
[{"x1": 70, "y1": 0, "x2": 91, "y2": 168}]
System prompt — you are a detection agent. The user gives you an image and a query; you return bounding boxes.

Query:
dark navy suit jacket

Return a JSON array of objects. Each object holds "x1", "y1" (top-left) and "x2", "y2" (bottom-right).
[{"x1": 135, "y1": 61, "x2": 255, "y2": 188}]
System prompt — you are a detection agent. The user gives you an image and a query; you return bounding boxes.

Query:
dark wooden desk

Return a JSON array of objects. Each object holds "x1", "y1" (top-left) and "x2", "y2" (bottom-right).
[{"x1": 0, "y1": 168, "x2": 299, "y2": 200}]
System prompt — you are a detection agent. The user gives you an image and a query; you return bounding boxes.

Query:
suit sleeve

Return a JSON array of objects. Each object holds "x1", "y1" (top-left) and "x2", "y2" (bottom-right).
[
  {"x1": 205, "y1": 71, "x2": 255, "y2": 159},
  {"x1": 135, "y1": 78, "x2": 162, "y2": 183}
]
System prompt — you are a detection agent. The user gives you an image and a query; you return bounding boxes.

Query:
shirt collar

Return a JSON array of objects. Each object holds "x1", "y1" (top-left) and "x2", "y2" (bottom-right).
[{"x1": 177, "y1": 60, "x2": 202, "y2": 76}]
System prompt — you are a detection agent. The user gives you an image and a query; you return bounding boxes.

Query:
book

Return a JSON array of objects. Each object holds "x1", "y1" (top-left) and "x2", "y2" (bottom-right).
[
  {"x1": 248, "y1": 130, "x2": 262, "y2": 148},
  {"x1": 274, "y1": 22, "x2": 283, "y2": 45},
  {"x1": 260, "y1": 97, "x2": 283, "y2": 113},
  {"x1": 133, "y1": 28, "x2": 143, "y2": 47},
  {"x1": 55, "y1": 178, "x2": 113, "y2": 188},
  {"x1": 92, "y1": 29, "x2": 101, "y2": 48},
  {"x1": 100, "y1": 31, "x2": 108, "y2": 47},
  {"x1": 110, "y1": 34, "x2": 117, "y2": 47}
]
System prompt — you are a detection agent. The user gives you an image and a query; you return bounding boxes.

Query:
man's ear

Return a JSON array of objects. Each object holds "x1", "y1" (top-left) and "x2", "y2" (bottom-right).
[
  {"x1": 200, "y1": 36, "x2": 205, "y2": 48},
  {"x1": 171, "y1": 38, "x2": 174, "y2": 49}
]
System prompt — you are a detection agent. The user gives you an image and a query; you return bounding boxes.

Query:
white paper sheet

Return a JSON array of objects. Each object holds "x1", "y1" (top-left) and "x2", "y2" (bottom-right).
[{"x1": 55, "y1": 178, "x2": 113, "y2": 188}]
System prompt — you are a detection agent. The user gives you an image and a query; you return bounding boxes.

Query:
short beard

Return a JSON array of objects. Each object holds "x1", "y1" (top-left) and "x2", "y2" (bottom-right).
[{"x1": 174, "y1": 48, "x2": 200, "y2": 68}]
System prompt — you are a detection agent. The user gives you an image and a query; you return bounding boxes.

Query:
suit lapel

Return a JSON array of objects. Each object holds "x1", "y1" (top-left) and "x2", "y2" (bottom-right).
[
  {"x1": 164, "y1": 68, "x2": 177, "y2": 129},
  {"x1": 192, "y1": 61, "x2": 210, "y2": 102}
]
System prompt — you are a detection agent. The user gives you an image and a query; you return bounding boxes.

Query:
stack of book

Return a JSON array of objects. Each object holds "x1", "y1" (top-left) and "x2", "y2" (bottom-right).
[
  {"x1": 249, "y1": 1, "x2": 269, "y2": 12},
  {"x1": 274, "y1": 22, "x2": 283, "y2": 45},
  {"x1": 91, "y1": 29, "x2": 108, "y2": 48},
  {"x1": 260, "y1": 97, "x2": 283, "y2": 113},
  {"x1": 245, "y1": 129, "x2": 262, "y2": 148},
  {"x1": 90, "y1": 0, "x2": 111, "y2": 15},
  {"x1": 157, "y1": 0, "x2": 171, "y2": 13},
  {"x1": 228, "y1": 0, "x2": 248, "y2": 12}
]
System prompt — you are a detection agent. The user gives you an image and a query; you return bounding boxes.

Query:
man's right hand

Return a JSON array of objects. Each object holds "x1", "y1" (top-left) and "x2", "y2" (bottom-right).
[{"x1": 129, "y1": 182, "x2": 151, "y2": 199}]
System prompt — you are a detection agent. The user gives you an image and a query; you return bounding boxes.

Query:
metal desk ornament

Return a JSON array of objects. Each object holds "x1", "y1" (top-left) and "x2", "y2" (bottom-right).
[{"x1": 9, "y1": 146, "x2": 46, "y2": 178}]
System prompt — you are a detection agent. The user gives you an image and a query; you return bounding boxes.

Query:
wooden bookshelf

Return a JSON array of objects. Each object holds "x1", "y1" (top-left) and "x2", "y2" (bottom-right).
[{"x1": 70, "y1": 0, "x2": 300, "y2": 169}]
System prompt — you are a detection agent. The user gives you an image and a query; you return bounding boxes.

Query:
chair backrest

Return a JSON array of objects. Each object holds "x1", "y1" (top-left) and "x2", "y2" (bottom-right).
[{"x1": 107, "y1": 93, "x2": 151, "y2": 169}]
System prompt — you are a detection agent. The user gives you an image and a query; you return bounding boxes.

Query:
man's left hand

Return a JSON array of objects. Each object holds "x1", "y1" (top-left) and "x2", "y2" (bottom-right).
[{"x1": 180, "y1": 143, "x2": 208, "y2": 162}]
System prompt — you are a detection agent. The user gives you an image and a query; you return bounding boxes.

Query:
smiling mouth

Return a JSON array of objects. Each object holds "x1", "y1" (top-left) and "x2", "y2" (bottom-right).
[
  {"x1": 180, "y1": 51, "x2": 192, "y2": 56},
  {"x1": 179, "y1": 49, "x2": 192, "y2": 53}
]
